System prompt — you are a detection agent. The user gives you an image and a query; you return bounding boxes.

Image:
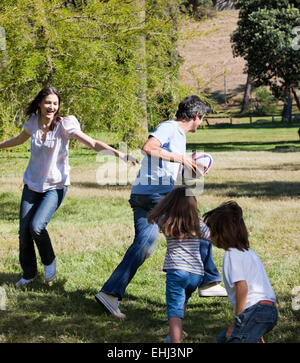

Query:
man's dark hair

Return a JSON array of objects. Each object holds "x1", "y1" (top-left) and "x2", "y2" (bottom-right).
[{"x1": 175, "y1": 95, "x2": 211, "y2": 121}]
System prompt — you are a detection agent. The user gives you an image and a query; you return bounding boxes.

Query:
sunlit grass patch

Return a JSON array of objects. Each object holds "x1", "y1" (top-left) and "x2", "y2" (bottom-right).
[{"x1": 0, "y1": 132, "x2": 300, "y2": 342}]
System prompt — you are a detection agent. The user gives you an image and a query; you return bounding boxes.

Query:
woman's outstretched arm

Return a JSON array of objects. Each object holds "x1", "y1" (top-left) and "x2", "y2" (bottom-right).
[
  {"x1": 73, "y1": 131, "x2": 138, "y2": 165},
  {"x1": 0, "y1": 130, "x2": 31, "y2": 150}
]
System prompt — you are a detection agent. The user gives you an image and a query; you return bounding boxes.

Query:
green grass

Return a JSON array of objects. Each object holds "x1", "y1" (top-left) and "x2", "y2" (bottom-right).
[
  {"x1": 0, "y1": 124, "x2": 300, "y2": 343},
  {"x1": 187, "y1": 122, "x2": 300, "y2": 152}
]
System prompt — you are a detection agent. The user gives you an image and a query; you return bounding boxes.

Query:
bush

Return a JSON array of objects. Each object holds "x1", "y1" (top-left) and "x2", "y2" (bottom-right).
[
  {"x1": 181, "y1": 0, "x2": 216, "y2": 20},
  {"x1": 253, "y1": 87, "x2": 278, "y2": 115}
]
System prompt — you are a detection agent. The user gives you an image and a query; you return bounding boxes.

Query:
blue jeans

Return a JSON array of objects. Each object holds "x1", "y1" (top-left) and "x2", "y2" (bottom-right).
[
  {"x1": 166, "y1": 269, "x2": 204, "y2": 319},
  {"x1": 19, "y1": 184, "x2": 67, "y2": 279},
  {"x1": 199, "y1": 237, "x2": 222, "y2": 287},
  {"x1": 217, "y1": 301, "x2": 278, "y2": 343},
  {"x1": 101, "y1": 193, "x2": 221, "y2": 300}
]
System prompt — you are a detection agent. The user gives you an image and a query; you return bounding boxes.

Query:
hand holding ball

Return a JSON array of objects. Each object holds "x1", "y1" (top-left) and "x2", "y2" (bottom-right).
[{"x1": 182, "y1": 152, "x2": 213, "y2": 180}]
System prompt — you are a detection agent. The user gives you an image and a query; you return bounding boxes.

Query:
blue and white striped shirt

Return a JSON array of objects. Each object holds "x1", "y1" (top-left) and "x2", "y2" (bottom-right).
[{"x1": 163, "y1": 220, "x2": 210, "y2": 276}]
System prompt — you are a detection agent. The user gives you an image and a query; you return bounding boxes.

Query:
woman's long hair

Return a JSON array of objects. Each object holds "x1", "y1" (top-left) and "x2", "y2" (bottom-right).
[
  {"x1": 203, "y1": 201, "x2": 249, "y2": 251},
  {"x1": 148, "y1": 187, "x2": 204, "y2": 239},
  {"x1": 26, "y1": 87, "x2": 62, "y2": 131}
]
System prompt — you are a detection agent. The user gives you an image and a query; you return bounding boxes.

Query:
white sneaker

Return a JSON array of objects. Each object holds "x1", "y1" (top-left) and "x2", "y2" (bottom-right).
[
  {"x1": 44, "y1": 259, "x2": 56, "y2": 282},
  {"x1": 198, "y1": 283, "x2": 227, "y2": 297},
  {"x1": 95, "y1": 291, "x2": 126, "y2": 319},
  {"x1": 15, "y1": 277, "x2": 35, "y2": 288}
]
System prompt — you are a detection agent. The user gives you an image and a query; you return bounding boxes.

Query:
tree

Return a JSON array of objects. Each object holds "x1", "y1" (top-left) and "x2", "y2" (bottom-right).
[
  {"x1": 240, "y1": 73, "x2": 254, "y2": 113},
  {"x1": 232, "y1": 0, "x2": 300, "y2": 121},
  {"x1": 136, "y1": 0, "x2": 148, "y2": 139},
  {"x1": 0, "y1": 0, "x2": 183, "y2": 147},
  {"x1": 181, "y1": 0, "x2": 215, "y2": 19}
]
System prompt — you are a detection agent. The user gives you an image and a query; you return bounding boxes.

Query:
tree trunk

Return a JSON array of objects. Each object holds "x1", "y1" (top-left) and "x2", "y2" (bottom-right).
[
  {"x1": 167, "y1": 0, "x2": 179, "y2": 69},
  {"x1": 214, "y1": 1, "x2": 236, "y2": 11},
  {"x1": 292, "y1": 88, "x2": 300, "y2": 111},
  {"x1": 136, "y1": 0, "x2": 148, "y2": 135},
  {"x1": 240, "y1": 73, "x2": 253, "y2": 113},
  {"x1": 282, "y1": 88, "x2": 293, "y2": 123},
  {"x1": 191, "y1": 0, "x2": 200, "y2": 14}
]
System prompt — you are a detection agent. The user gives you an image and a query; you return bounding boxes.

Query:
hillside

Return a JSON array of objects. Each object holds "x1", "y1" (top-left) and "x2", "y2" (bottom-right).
[{"x1": 178, "y1": 10, "x2": 246, "y2": 105}]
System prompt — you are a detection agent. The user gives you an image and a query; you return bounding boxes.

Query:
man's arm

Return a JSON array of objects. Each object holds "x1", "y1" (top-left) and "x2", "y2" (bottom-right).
[
  {"x1": 142, "y1": 136, "x2": 197, "y2": 172},
  {"x1": 73, "y1": 131, "x2": 138, "y2": 164}
]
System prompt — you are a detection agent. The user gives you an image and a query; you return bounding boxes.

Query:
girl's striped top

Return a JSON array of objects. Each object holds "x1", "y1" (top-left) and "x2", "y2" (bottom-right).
[{"x1": 163, "y1": 219, "x2": 210, "y2": 276}]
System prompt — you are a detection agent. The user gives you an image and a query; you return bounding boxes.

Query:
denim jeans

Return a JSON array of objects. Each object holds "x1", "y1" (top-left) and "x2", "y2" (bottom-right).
[
  {"x1": 101, "y1": 193, "x2": 221, "y2": 300},
  {"x1": 199, "y1": 238, "x2": 222, "y2": 286},
  {"x1": 166, "y1": 269, "x2": 204, "y2": 319},
  {"x1": 217, "y1": 301, "x2": 278, "y2": 343},
  {"x1": 19, "y1": 184, "x2": 67, "y2": 279}
]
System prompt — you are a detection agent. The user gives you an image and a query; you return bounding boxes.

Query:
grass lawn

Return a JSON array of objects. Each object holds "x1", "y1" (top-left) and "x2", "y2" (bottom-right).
[
  {"x1": 0, "y1": 123, "x2": 300, "y2": 343},
  {"x1": 188, "y1": 121, "x2": 300, "y2": 152}
]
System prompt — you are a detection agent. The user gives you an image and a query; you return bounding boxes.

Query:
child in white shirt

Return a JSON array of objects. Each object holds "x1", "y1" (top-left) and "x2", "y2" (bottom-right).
[{"x1": 203, "y1": 200, "x2": 278, "y2": 343}]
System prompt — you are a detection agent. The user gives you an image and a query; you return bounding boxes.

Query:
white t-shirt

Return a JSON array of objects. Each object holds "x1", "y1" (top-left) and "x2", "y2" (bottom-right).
[
  {"x1": 131, "y1": 120, "x2": 186, "y2": 195},
  {"x1": 222, "y1": 248, "x2": 276, "y2": 311},
  {"x1": 23, "y1": 114, "x2": 81, "y2": 192}
]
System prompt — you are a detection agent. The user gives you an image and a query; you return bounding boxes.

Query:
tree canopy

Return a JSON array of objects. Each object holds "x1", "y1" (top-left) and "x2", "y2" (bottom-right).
[
  {"x1": 0, "y1": 0, "x2": 187, "y2": 148},
  {"x1": 231, "y1": 0, "x2": 300, "y2": 118}
]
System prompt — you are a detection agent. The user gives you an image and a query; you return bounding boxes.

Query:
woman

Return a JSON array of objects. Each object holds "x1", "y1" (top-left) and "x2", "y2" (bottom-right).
[{"x1": 0, "y1": 87, "x2": 137, "y2": 287}]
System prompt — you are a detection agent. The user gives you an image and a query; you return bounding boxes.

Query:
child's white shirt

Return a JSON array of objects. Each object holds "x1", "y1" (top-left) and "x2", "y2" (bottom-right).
[{"x1": 222, "y1": 248, "x2": 276, "y2": 311}]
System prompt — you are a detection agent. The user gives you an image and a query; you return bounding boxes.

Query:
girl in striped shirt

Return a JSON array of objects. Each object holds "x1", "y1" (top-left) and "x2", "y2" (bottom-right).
[{"x1": 148, "y1": 186, "x2": 210, "y2": 343}]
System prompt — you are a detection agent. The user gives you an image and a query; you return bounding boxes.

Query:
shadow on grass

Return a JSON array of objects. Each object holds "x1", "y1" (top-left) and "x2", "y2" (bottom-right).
[
  {"x1": 203, "y1": 181, "x2": 300, "y2": 198},
  {"x1": 204, "y1": 120, "x2": 300, "y2": 130},
  {"x1": 187, "y1": 140, "x2": 300, "y2": 152},
  {"x1": 204, "y1": 85, "x2": 246, "y2": 104},
  {"x1": 71, "y1": 181, "x2": 132, "y2": 190},
  {"x1": 224, "y1": 164, "x2": 300, "y2": 172},
  {"x1": 0, "y1": 273, "x2": 106, "y2": 342},
  {"x1": 276, "y1": 297, "x2": 300, "y2": 343},
  {"x1": 0, "y1": 154, "x2": 30, "y2": 159},
  {"x1": 0, "y1": 272, "x2": 20, "y2": 284},
  {"x1": 0, "y1": 272, "x2": 225, "y2": 343},
  {"x1": 0, "y1": 272, "x2": 299, "y2": 343}
]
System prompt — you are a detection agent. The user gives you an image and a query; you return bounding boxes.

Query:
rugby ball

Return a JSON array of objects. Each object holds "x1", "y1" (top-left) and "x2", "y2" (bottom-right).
[{"x1": 182, "y1": 152, "x2": 213, "y2": 180}]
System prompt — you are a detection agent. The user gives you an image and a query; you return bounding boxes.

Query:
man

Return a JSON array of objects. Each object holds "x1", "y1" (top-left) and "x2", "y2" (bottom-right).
[{"x1": 95, "y1": 95, "x2": 226, "y2": 318}]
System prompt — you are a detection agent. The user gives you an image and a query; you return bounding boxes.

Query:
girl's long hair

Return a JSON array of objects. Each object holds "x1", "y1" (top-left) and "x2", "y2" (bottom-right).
[
  {"x1": 203, "y1": 200, "x2": 249, "y2": 251},
  {"x1": 26, "y1": 87, "x2": 62, "y2": 131},
  {"x1": 148, "y1": 187, "x2": 204, "y2": 239}
]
